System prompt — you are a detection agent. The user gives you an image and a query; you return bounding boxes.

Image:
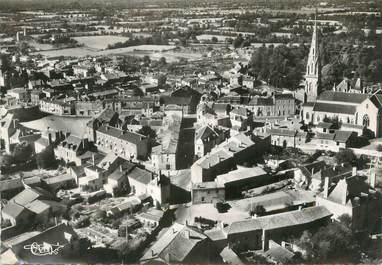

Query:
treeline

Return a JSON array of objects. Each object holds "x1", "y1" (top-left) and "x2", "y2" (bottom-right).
[
  {"x1": 249, "y1": 44, "x2": 308, "y2": 89},
  {"x1": 107, "y1": 33, "x2": 169, "y2": 49},
  {"x1": 319, "y1": 42, "x2": 382, "y2": 90}
]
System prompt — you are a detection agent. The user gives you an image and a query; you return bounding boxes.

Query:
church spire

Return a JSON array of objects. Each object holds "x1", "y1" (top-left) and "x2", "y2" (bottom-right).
[{"x1": 304, "y1": 11, "x2": 321, "y2": 102}]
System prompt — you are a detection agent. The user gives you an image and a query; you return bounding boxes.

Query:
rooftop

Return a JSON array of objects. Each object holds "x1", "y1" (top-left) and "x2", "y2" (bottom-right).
[{"x1": 228, "y1": 206, "x2": 332, "y2": 235}]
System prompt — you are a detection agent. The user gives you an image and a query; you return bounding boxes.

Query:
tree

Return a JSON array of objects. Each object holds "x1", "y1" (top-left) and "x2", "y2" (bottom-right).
[
  {"x1": 143, "y1": 55, "x2": 151, "y2": 65},
  {"x1": 94, "y1": 209, "x2": 106, "y2": 221},
  {"x1": 295, "y1": 219, "x2": 361, "y2": 262},
  {"x1": 159, "y1": 57, "x2": 167, "y2": 66},
  {"x1": 211, "y1": 36, "x2": 218, "y2": 43},
  {"x1": 12, "y1": 143, "x2": 33, "y2": 164},
  {"x1": 36, "y1": 146, "x2": 58, "y2": 169},
  {"x1": 335, "y1": 149, "x2": 357, "y2": 166},
  {"x1": 138, "y1": 125, "x2": 157, "y2": 139},
  {"x1": 249, "y1": 205, "x2": 266, "y2": 217},
  {"x1": 0, "y1": 154, "x2": 14, "y2": 167},
  {"x1": 233, "y1": 35, "x2": 244, "y2": 48}
]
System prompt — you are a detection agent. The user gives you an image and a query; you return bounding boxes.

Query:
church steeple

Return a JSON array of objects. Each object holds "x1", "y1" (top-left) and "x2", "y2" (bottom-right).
[{"x1": 305, "y1": 13, "x2": 321, "y2": 102}]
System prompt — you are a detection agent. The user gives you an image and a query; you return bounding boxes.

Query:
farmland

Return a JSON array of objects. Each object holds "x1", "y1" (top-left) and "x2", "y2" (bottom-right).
[{"x1": 72, "y1": 35, "x2": 130, "y2": 50}]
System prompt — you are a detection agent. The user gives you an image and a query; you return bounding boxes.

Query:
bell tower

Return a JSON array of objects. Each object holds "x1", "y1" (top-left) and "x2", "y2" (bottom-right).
[{"x1": 305, "y1": 15, "x2": 321, "y2": 102}]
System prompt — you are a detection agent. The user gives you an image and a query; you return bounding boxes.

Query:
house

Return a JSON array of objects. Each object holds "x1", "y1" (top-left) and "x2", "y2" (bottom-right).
[
  {"x1": 6, "y1": 88, "x2": 29, "y2": 102},
  {"x1": 312, "y1": 130, "x2": 356, "y2": 151},
  {"x1": 247, "y1": 94, "x2": 295, "y2": 119},
  {"x1": 315, "y1": 174, "x2": 381, "y2": 232},
  {"x1": 314, "y1": 122, "x2": 335, "y2": 134},
  {"x1": 30, "y1": 90, "x2": 46, "y2": 105},
  {"x1": 151, "y1": 116, "x2": 181, "y2": 170},
  {"x1": 227, "y1": 206, "x2": 332, "y2": 251},
  {"x1": 1, "y1": 203, "x2": 34, "y2": 226},
  {"x1": 86, "y1": 109, "x2": 120, "y2": 142},
  {"x1": 137, "y1": 208, "x2": 165, "y2": 228},
  {"x1": 192, "y1": 182, "x2": 225, "y2": 204},
  {"x1": 39, "y1": 99, "x2": 74, "y2": 116},
  {"x1": 9, "y1": 187, "x2": 54, "y2": 206},
  {"x1": 220, "y1": 246, "x2": 245, "y2": 265},
  {"x1": 42, "y1": 174, "x2": 76, "y2": 192},
  {"x1": 24, "y1": 200, "x2": 66, "y2": 224},
  {"x1": 95, "y1": 125, "x2": 149, "y2": 161},
  {"x1": 2, "y1": 223, "x2": 81, "y2": 264},
  {"x1": 194, "y1": 125, "x2": 228, "y2": 158},
  {"x1": 75, "y1": 100, "x2": 103, "y2": 117},
  {"x1": 255, "y1": 128, "x2": 308, "y2": 148},
  {"x1": 216, "y1": 167, "x2": 269, "y2": 199},
  {"x1": 160, "y1": 96, "x2": 193, "y2": 115},
  {"x1": 191, "y1": 133, "x2": 269, "y2": 183},
  {"x1": 104, "y1": 162, "x2": 135, "y2": 196},
  {"x1": 0, "y1": 113, "x2": 17, "y2": 153},
  {"x1": 140, "y1": 222, "x2": 219, "y2": 264},
  {"x1": 242, "y1": 75, "x2": 257, "y2": 89},
  {"x1": 230, "y1": 107, "x2": 251, "y2": 131},
  {"x1": 264, "y1": 240, "x2": 296, "y2": 264},
  {"x1": 0, "y1": 176, "x2": 41, "y2": 200},
  {"x1": 54, "y1": 135, "x2": 89, "y2": 165}
]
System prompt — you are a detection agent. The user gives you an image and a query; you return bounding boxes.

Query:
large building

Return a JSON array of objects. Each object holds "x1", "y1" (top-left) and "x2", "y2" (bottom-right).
[
  {"x1": 300, "y1": 18, "x2": 382, "y2": 137},
  {"x1": 302, "y1": 91, "x2": 382, "y2": 137},
  {"x1": 94, "y1": 125, "x2": 149, "y2": 161}
]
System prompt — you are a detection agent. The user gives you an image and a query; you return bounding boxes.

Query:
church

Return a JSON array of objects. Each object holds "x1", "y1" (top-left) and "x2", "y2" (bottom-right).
[{"x1": 301, "y1": 21, "x2": 382, "y2": 138}]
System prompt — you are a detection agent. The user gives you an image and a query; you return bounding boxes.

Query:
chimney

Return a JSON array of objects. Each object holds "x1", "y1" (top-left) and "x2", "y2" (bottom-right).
[
  {"x1": 81, "y1": 139, "x2": 85, "y2": 149},
  {"x1": 92, "y1": 154, "x2": 95, "y2": 165},
  {"x1": 151, "y1": 250, "x2": 155, "y2": 257},
  {"x1": 369, "y1": 172, "x2": 376, "y2": 189},
  {"x1": 120, "y1": 165, "x2": 123, "y2": 172},
  {"x1": 298, "y1": 205, "x2": 303, "y2": 211},
  {"x1": 323, "y1": 177, "x2": 329, "y2": 198},
  {"x1": 185, "y1": 220, "x2": 188, "y2": 226},
  {"x1": 352, "y1": 167, "x2": 357, "y2": 176}
]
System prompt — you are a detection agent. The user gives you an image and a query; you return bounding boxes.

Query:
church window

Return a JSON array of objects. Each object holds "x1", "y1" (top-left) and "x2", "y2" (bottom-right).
[
  {"x1": 363, "y1": 114, "x2": 370, "y2": 127},
  {"x1": 306, "y1": 113, "x2": 310, "y2": 120}
]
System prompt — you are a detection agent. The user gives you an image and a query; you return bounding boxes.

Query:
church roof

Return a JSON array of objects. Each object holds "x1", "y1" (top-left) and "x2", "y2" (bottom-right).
[
  {"x1": 313, "y1": 102, "x2": 356, "y2": 114},
  {"x1": 317, "y1": 91, "x2": 368, "y2": 104}
]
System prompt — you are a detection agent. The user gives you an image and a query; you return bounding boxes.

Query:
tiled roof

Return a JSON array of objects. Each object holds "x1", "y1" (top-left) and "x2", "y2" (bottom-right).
[
  {"x1": 141, "y1": 223, "x2": 207, "y2": 262},
  {"x1": 97, "y1": 125, "x2": 147, "y2": 145},
  {"x1": 313, "y1": 102, "x2": 356, "y2": 114},
  {"x1": 10, "y1": 188, "x2": 52, "y2": 206},
  {"x1": 128, "y1": 167, "x2": 152, "y2": 185},
  {"x1": 2, "y1": 203, "x2": 30, "y2": 218},
  {"x1": 315, "y1": 132, "x2": 335, "y2": 140},
  {"x1": 160, "y1": 96, "x2": 192, "y2": 106},
  {"x1": 24, "y1": 200, "x2": 50, "y2": 214},
  {"x1": 228, "y1": 206, "x2": 332, "y2": 235},
  {"x1": 216, "y1": 167, "x2": 267, "y2": 184},
  {"x1": 267, "y1": 128, "x2": 296, "y2": 137},
  {"x1": 334, "y1": 130, "x2": 354, "y2": 142},
  {"x1": 317, "y1": 91, "x2": 368, "y2": 104}
]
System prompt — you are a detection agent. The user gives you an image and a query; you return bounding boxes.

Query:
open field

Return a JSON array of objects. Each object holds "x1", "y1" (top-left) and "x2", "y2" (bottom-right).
[
  {"x1": 72, "y1": 35, "x2": 130, "y2": 50},
  {"x1": 31, "y1": 44, "x2": 177, "y2": 58}
]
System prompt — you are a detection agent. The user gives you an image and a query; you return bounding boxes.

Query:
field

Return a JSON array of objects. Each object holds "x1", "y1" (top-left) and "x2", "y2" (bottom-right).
[
  {"x1": 72, "y1": 35, "x2": 130, "y2": 50},
  {"x1": 29, "y1": 44, "x2": 205, "y2": 62},
  {"x1": 31, "y1": 45, "x2": 177, "y2": 58}
]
